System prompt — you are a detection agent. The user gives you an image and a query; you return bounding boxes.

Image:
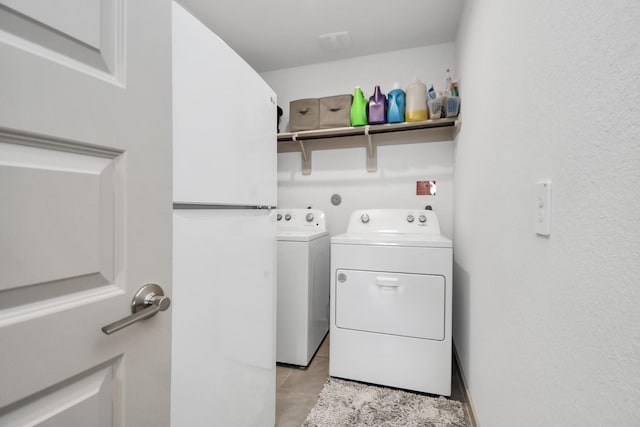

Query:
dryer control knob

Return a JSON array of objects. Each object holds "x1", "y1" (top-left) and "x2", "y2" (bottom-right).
[
  {"x1": 277, "y1": 214, "x2": 282, "y2": 221},
  {"x1": 306, "y1": 213, "x2": 315, "y2": 222},
  {"x1": 407, "y1": 215, "x2": 415, "y2": 223},
  {"x1": 360, "y1": 213, "x2": 370, "y2": 224},
  {"x1": 337, "y1": 273, "x2": 347, "y2": 282},
  {"x1": 419, "y1": 215, "x2": 427, "y2": 223},
  {"x1": 285, "y1": 213, "x2": 292, "y2": 221}
]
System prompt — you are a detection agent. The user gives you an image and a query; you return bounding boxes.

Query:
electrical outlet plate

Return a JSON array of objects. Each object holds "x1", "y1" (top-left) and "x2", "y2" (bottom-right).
[{"x1": 535, "y1": 181, "x2": 551, "y2": 236}]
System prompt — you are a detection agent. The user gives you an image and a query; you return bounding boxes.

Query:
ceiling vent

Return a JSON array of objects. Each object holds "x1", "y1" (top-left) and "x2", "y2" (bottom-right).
[{"x1": 318, "y1": 31, "x2": 352, "y2": 51}]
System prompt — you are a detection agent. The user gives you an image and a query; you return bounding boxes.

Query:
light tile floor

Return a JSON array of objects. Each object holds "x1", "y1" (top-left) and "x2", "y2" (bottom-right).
[
  {"x1": 276, "y1": 334, "x2": 331, "y2": 426},
  {"x1": 275, "y1": 334, "x2": 475, "y2": 427}
]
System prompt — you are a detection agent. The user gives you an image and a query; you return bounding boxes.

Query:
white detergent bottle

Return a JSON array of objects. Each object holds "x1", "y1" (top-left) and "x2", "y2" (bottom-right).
[{"x1": 405, "y1": 77, "x2": 427, "y2": 122}]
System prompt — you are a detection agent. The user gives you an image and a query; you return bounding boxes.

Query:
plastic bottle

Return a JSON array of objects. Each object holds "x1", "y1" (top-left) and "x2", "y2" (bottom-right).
[
  {"x1": 350, "y1": 86, "x2": 368, "y2": 126},
  {"x1": 405, "y1": 78, "x2": 427, "y2": 122},
  {"x1": 367, "y1": 85, "x2": 387, "y2": 124},
  {"x1": 445, "y1": 68, "x2": 453, "y2": 96},
  {"x1": 387, "y1": 83, "x2": 405, "y2": 123},
  {"x1": 451, "y1": 81, "x2": 459, "y2": 97},
  {"x1": 427, "y1": 84, "x2": 437, "y2": 101}
]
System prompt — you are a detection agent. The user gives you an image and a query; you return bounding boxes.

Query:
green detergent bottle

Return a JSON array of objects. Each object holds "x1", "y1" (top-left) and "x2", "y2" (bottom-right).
[{"x1": 350, "y1": 86, "x2": 368, "y2": 126}]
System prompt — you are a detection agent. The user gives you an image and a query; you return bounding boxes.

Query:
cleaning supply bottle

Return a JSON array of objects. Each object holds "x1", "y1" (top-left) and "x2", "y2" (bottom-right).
[
  {"x1": 405, "y1": 78, "x2": 427, "y2": 122},
  {"x1": 427, "y1": 84, "x2": 437, "y2": 101},
  {"x1": 445, "y1": 68, "x2": 453, "y2": 96},
  {"x1": 367, "y1": 85, "x2": 387, "y2": 124},
  {"x1": 350, "y1": 86, "x2": 368, "y2": 126},
  {"x1": 387, "y1": 83, "x2": 405, "y2": 123},
  {"x1": 451, "y1": 80, "x2": 459, "y2": 97}
]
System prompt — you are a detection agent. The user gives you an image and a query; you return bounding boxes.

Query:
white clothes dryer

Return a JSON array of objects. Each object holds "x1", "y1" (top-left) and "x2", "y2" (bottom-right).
[
  {"x1": 330, "y1": 209, "x2": 453, "y2": 395},
  {"x1": 276, "y1": 209, "x2": 330, "y2": 367}
]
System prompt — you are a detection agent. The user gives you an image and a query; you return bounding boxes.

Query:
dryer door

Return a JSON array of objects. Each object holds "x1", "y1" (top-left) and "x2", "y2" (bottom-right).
[{"x1": 335, "y1": 270, "x2": 445, "y2": 340}]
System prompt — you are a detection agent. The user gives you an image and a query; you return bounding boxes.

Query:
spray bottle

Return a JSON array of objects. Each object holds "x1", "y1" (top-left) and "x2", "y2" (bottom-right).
[{"x1": 445, "y1": 68, "x2": 453, "y2": 96}]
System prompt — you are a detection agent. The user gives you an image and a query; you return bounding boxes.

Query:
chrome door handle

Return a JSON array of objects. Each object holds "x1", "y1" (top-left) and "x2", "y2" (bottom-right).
[{"x1": 102, "y1": 283, "x2": 171, "y2": 335}]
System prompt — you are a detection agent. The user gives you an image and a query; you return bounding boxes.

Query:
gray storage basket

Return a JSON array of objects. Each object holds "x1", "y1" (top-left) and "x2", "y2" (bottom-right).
[
  {"x1": 319, "y1": 94, "x2": 353, "y2": 129},
  {"x1": 289, "y1": 98, "x2": 320, "y2": 131}
]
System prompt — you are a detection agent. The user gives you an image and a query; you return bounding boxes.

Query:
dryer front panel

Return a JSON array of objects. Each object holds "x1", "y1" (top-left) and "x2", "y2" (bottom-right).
[{"x1": 334, "y1": 269, "x2": 445, "y2": 340}]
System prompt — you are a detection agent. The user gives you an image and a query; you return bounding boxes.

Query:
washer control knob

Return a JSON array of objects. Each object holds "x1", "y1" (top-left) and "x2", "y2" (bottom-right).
[
  {"x1": 419, "y1": 215, "x2": 427, "y2": 223},
  {"x1": 360, "y1": 213, "x2": 370, "y2": 224},
  {"x1": 306, "y1": 213, "x2": 315, "y2": 222},
  {"x1": 285, "y1": 213, "x2": 292, "y2": 221},
  {"x1": 407, "y1": 215, "x2": 415, "y2": 223},
  {"x1": 276, "y1": 214, "x2": 282, "y2": 221},
  {"x1": 337, "y1": 273, "x2": 347, "y2": 282}
]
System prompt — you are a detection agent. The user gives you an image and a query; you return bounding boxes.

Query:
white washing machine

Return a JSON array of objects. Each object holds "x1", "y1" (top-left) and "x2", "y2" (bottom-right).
[
  {"x1": 330, "y1": 209, "x2": 453, "y2": 395},
  {"x1": 276, "y1": 209, "x2": 330, "y2": 367}
]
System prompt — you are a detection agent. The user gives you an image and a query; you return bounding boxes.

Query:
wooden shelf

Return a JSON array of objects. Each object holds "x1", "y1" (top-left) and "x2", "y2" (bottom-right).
[{"x1": 277, "y1": 118, "x2": 460, "y2": 175}]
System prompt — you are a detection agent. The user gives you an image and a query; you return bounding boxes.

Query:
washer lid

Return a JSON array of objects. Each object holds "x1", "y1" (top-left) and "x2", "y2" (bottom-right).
[
  {"x1": 331, "y1": 232, "x2": 452, "y2": 248},
  {"x1": 278, "y1": 230, "x2": 329, "y2": 242}
]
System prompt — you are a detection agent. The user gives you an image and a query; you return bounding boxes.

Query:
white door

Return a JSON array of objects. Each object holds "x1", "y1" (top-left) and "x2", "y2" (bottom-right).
[{"x1": 0, "y1": 1, "x2": 173, "y2": 425}]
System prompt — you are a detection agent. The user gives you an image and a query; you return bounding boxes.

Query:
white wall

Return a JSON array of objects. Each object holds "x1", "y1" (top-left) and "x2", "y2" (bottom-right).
[
  {"x1": 262, "y1": 44, "x2": 457, "y2": 237},
  {"x1": 454, "y1": 1, "x2": 640, "y2": 426}
]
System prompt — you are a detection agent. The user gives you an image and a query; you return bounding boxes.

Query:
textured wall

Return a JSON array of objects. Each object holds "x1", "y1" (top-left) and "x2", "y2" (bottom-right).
[
  {"x1": 262, "y1": 44, "x2": 457, "y2": 238},
  {"x1": 454, "y1": 1, "x2": 640, "y2": 425}
]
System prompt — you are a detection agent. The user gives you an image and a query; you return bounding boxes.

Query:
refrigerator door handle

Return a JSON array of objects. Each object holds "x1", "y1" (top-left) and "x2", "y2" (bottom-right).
[{"x1": 173, "y1": 203, "x2": 276, "y2": 210}]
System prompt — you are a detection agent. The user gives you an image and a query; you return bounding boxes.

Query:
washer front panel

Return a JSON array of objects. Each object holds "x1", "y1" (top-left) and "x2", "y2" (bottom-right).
[
  {"x1": 335, "y1": 269, "x2": 445, "y2": 340},
  {"x1": 277, "y1": 235, "x2": 330, "y2": 366},
  {"x1": 330, "y1": 231, "x2": 453, "y2": 395}
]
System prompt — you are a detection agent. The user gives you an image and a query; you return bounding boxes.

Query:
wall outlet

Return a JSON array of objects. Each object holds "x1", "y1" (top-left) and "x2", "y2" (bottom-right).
[{"x1": 535, "y1": 181, "x2": 551, "y2": 236}]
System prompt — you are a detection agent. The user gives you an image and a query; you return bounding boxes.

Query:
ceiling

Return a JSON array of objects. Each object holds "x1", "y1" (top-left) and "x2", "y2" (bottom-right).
[{"x1": 177, "y1": 0, "x2": 466, "y2": 73}]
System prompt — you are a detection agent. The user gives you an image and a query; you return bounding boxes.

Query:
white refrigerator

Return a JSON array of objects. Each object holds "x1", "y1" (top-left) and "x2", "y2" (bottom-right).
[{"x1": 171, "y1": 3, "x2": 278, "y2": 426}]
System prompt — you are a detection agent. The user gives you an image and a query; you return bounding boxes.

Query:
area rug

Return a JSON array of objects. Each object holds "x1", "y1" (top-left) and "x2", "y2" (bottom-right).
[{"x1": 302, "y1": 378, "x2": 466, "y2": 427}]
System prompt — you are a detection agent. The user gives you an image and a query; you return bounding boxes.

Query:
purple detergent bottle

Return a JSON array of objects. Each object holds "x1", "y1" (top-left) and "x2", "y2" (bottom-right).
[{"x1": 367, "y1": 85, "x2": 387, "y2": 124}]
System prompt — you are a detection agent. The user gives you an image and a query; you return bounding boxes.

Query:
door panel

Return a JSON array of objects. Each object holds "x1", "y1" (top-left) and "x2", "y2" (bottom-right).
[
  {"x1": 0, "y1": 0, "x2": 123, "y2": 81},
  {"x1": 1, "y1": 360, "x2": 120, "y2": 427},
  {"x1": 0, "y1": 0, "x2": 172, "y2": 425},
  {"x1": 0, "y1": 137, "x2": 117, "y2": 292},
  {"x1": 2, "y1": 0, "x2": 102, "y2": 48}
]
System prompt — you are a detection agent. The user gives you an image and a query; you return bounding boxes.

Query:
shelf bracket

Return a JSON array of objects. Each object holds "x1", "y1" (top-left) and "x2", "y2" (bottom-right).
[
  {"x1": 364, "y1": 126, "x2": 376, "y2": 172},
  {"x1": 453, "y1": 116, "x2": 462, "y2": 137},
  {"x1": 293, "y1": 133, "x2": 312, "y2": 175}
]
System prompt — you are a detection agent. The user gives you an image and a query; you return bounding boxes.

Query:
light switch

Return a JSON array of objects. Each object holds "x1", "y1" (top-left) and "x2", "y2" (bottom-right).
[{"x1": 535, "y1": 181, "x2": 551, "y2": 236}]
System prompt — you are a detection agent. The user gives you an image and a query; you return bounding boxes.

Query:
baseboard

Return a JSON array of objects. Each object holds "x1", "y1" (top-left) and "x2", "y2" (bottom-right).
[{"x1": 453, "y1": 343, "x2": 480, "y2": 427}]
